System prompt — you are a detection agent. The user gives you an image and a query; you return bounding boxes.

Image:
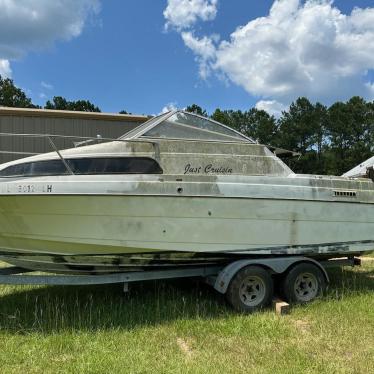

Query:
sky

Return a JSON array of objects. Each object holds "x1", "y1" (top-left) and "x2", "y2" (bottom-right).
[{"x1": 0, "y1": 0, "x2": 374, "y2": 116}]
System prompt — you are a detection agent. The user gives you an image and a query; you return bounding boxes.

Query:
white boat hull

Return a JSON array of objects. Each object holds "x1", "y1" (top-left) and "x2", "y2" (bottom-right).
[
  {"x1": 0, "y1": 195, "x2": 372, "y2": 255},
  {"x1": 0, "y1": 175, "x2": 373, "y2": 273}
]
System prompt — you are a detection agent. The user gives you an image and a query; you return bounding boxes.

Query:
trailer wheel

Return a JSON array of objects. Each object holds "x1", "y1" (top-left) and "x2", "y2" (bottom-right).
[
  {"x1": 226, "y1": 266, "x2": 273, "y2": 313},
  {"x1": 282, "y1": 263, "x2": 326, "y2": 304}
]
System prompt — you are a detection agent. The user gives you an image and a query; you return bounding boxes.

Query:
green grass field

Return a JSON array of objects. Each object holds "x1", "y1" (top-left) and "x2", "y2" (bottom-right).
[{"x1": 0, "y1": 260, "x2": 372, "y2": 373}]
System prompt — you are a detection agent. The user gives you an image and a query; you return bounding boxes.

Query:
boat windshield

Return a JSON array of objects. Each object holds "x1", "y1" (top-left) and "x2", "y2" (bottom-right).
[
  {"x1": 120, "y1": 110, "x2": 254, "y2": 143},
  {"x1": 119, "y1": 112, "x2": 170, "y2": 140}
]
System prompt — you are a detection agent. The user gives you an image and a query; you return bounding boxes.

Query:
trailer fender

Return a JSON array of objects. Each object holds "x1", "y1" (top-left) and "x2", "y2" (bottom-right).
[{"x1": 213, "y1": 257, "x2": 329, "y2": 294}]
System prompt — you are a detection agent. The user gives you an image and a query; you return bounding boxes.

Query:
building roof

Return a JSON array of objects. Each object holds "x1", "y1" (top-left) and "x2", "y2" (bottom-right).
[{"x1": 0, "y1": 106, "x2": 148, "y2": 122}]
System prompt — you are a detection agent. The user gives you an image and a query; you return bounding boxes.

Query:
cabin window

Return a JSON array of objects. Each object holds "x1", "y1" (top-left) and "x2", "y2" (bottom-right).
[
  {"x1": 0, "y1": 157, "x2": 162, "y2": 177},
  {"x1": 29, "y1": 159, "x2": 68, "y2": 176},
  {"x1": 142, "y1": 112, "x2": 250, "y2": 142}
]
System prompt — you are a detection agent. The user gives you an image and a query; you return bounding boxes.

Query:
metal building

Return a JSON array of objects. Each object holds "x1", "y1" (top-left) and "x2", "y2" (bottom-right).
[{"x1": 0, "y1": 107, "x2": 147, "y2": 164}]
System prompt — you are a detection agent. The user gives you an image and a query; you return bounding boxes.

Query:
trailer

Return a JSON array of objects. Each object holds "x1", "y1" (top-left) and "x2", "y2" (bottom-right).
[{"x1": 0, "y1": 256, "x2": 361, "y2": 313}]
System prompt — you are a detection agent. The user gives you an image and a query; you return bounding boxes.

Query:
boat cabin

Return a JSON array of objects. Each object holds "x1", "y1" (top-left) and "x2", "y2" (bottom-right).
[{"x1": 0, "y1": 110, "x2": 293, "y2": 178}]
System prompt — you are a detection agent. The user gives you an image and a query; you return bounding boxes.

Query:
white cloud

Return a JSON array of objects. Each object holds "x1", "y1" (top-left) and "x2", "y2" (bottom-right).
[
  {"x1": 164, "y1": 0, "x2": 218, "y2": 30},
  {"x1": 255, "y1": 100, "x2": 287, "y2": 118},
  {"x1": 172, "y1": 0, "x2": 374, "y2": 108},
  {"x1": 181, "y1": 32, "x2": 218, "y2": 79},
  {"x1": 0, "y1": 0, "x2": 100, "y2": 72},
  {"x1": 0, "y1": 59, "x2": 11, "y2": 77},
  {"x1": 41, "y1": 81, "x2": 53, "y2": 90},
  {"x1": 160, "y1": 102, "x2": 178, "y2": 114}
]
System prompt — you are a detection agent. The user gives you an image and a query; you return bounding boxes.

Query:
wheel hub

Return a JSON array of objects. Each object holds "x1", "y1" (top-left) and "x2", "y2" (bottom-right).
[
  {"x1": 294, "y1": 272, "x2": 318, "y2": 302},
  {"x1": 239, "y1": 275, "x2": 266, "y2": 307}
]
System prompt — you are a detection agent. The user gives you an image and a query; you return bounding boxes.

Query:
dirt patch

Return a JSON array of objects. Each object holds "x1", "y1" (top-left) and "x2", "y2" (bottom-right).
[
  {"x1": 294, "y1": 319, "x2": 311, "y2": 334},
  {"x1": 176, "y1": 337, "x2": 194, "y2": 359}
]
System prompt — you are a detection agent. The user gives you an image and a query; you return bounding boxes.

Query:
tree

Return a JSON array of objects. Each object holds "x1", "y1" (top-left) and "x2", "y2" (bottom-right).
[
  {"x1": 45, "y1": 96, "x2": 101, "y2": 112},
  {"x1": 211, "y1": 107, "x2": 278, "y2": 145},
  {"x1": 119, "y1": 110, "x2": 131, "y2": 115},
  {"x1": 277, "y1": 97, "x2": 327, "y2": 173},
  {"x1": 211, "y1": 109, "x2": 249, "y2": 135},
  {"x1": 243, "y1": 108, "x2": 278, "y2": 145},
  {"x1": 0, "y1": 75, "x2": 39, "y2": 108},
  {"x1": 45, "y1": 96, "x2": 68, "y2": 110},
  {"x1": 367, "y1": 101, "x2": 374, "y2": 153},
  {"x1": 325, "y1": 96, "x2": 373, "y2": 175},
  {"x1": 185, "y1": 104, "x2": 207, "y2": 117},
  {"x1": 211, "y1": 108, "x2": 234, "y2": 127}
]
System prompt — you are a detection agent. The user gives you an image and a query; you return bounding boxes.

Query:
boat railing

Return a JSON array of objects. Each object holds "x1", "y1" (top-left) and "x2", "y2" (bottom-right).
[{"x1": 0, "y1": 132, "x2": 160, "y2": 175}]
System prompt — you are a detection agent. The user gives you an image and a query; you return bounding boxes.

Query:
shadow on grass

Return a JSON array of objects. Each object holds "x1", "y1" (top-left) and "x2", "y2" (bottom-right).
[
  {"x1": 0, "y1": 278, "x2": 232, "y2": 333},
  {"x1": 0, "y1": 265, "x2": 372, "y2": 333},
  {"x1": 325, "y1": 265, "x2": 374, "y2": 295}
]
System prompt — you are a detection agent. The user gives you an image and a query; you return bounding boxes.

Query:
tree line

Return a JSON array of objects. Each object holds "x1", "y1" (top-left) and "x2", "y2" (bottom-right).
[
  {"x1": 1, "y1": 75, "x2": 373, "y2": 176},
  {"x1": 0, "y1": 75, "x2": 128, "y2": 114},
  {"x1": 187, "y1": 99, "x2": 373, "y2": 176}
]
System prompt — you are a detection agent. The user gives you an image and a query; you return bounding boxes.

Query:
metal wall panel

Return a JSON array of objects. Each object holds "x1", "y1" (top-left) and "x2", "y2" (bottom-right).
[{"x1": 0, "y1": 113, "x2": 144, "y2": 164}]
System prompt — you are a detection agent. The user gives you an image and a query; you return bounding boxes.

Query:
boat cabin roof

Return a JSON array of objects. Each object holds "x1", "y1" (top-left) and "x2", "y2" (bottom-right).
[{"x1": 120, "y1": 110, "x2": 255, "y2": 143}]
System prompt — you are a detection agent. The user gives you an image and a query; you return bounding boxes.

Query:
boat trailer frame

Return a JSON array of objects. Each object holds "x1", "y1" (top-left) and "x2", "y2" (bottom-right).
[{"x1": 0, "y1": 256, "x2": 360, "y2": 294}]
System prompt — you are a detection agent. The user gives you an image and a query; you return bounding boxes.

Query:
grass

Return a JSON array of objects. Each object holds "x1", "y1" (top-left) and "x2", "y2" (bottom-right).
[{"x1": 0, "y1": 261, "x2": 372, "y2": 373}]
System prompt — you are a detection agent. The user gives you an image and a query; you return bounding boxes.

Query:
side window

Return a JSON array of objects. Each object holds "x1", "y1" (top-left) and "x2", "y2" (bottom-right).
[
  {"x1": 108, "y1": 158, "x2": 162, "y2": 174},
  {"x1": 29, "y1": 160, "x2": 68, "y2": 176},
  {"x1": 69, "y1": 158, "x2": 98, "y2": 174},
  {"x1": 0, "y1": 157, "x2": 162, "y2": 177},
  {"x1": 0, "y1": 163, "x2": 25, "y2": 177},
  {"x1": 69, "y1": 158, "x2": 162, "y2": 174}
]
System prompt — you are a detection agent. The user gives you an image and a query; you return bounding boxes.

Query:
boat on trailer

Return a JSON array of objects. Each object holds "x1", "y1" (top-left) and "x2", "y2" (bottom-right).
[{"x1": 0, "y1": 110, "x2": 373, "y2": 275}]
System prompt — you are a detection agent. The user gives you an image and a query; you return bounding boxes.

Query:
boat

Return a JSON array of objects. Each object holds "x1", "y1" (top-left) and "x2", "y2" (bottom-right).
[
  {"x1": 0, "y1": 110, "x2": 373, "y2": 274},
  {"x1": 343, "y1": 156, "x2": 374, "y2": 179}
]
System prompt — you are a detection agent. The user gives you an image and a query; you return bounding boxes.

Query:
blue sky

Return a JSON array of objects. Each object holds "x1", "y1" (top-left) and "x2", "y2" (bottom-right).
[{"x1": 1, "y1": 0, "x2": 374, "y2": 115}]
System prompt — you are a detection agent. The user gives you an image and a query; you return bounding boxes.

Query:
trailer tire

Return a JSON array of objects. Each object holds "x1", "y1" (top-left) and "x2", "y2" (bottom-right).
[
  {"x1": 282, "y1": 263, "x2": 326, "y2": 304},
  {"x1": 226, "y1": 266, "x2": 273, "y2": 313}
]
